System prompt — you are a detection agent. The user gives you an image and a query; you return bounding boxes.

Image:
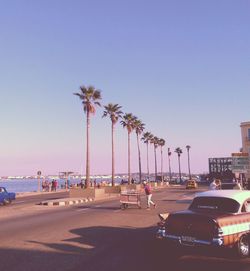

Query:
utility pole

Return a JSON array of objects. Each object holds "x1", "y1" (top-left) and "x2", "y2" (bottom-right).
[{"x1": 37, "y1": 170, "x2": 42, "y2": 192}]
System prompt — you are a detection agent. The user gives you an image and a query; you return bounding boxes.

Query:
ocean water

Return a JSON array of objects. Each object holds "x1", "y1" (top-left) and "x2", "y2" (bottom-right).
[
  {"x1": 0, "y1": 179, "x2": 73, "y2": 193},
  {"x1": 0, "y1": 178, "x2": 122, "y2": 193}
]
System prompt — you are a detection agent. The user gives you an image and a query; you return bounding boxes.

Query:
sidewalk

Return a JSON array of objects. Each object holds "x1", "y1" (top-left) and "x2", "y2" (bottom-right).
[{"x1": 16, "y1": 189, "x2": 68, "y2": 198}]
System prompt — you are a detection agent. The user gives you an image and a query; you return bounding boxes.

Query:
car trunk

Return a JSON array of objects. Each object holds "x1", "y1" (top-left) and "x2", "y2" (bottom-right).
[{"x1": 166, "y1": 210, "x2": 218, "y2": 242}]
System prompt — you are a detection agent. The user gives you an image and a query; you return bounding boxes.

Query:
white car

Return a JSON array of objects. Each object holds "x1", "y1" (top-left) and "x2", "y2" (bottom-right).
[{"x1": 157, "y1": 190, "x2": 250, "y2": 258}]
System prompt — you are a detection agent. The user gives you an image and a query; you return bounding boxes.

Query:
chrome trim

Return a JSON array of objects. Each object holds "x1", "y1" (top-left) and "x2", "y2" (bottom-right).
[
  {"x1": 212, "y1": 237, "x2": 224, "y2": 246},
  {"x1": 163, "y1": 234, "x2": 224, "y2": 247},
  {"x1": 156, "y1": 229, "x2": 166, "y2": 238}
]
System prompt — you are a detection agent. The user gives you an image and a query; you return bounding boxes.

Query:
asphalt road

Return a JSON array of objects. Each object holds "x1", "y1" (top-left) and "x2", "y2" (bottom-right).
[{"x1": 1, "y1": 186, "x2": 250, "y2": 271}]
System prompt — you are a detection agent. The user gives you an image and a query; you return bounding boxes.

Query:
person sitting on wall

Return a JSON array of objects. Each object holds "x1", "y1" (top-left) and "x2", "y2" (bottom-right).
[{"x1": 210, "y1": 179, "x2": 221, "y2": 190}]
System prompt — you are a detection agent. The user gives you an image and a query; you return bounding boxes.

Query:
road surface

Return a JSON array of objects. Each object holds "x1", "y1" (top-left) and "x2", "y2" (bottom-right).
[{"x1": 0, "y1": 186, "x2": 250, "y2": 271}]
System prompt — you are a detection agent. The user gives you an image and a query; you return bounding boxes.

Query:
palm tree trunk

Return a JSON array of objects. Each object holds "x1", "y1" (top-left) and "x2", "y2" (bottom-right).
[
  {"x1": 111, "y1": 122, "x2": 115, "y2": 186},
  {"x1": 168, "y1": 155, "x2": 172, "y2": 182},
  {"x1": 147, "y1": 142, "x2": 149, "y2": 179},
  {"x1": 136, "y1": 133, "x2": 142, "y2": 183},
  {"x1": 161, "y1": 147, "x2": 163, "y2": 182},
  {"x1": 187, "y1": 150, "x2": 191, "y2": 179},
  {"x1": 128, "y1": 131, "x2": 131, "y2": 184},
  {"x1": 86, "y1": 111, "x2": 90, "y2": 188},
  {"x1": 154, "y1": 146, "x2": 157, "y2": 181},
  {"x1": 178, "y1": 155, "x2": 182, "y2": 183}
]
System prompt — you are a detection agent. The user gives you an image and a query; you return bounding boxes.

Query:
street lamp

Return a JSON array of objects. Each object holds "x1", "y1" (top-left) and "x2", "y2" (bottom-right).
[{"x1": 37, "y1": 170, "x2": 42, "y2": 192}]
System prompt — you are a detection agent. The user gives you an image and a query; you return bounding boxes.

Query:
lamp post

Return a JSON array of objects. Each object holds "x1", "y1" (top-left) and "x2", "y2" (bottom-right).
[{"x1": 37, "y1": 170, "x2": 42, "y2": 192}]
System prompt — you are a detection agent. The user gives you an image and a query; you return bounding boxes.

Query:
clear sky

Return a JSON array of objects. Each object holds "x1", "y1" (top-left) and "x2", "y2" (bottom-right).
[{"x1": 0, "y1": 0, "x2": 249, "y2": 176}]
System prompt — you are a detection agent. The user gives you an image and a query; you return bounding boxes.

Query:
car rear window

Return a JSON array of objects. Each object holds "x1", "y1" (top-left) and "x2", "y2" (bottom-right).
[{"x1": 189, "y1": 197, "x2": 240, "y2": 213}]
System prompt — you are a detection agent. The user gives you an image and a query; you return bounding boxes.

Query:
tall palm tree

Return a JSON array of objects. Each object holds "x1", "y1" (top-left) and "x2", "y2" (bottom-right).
[
  {"x1": 74, "y1": 85, "x2": 102, "y2": 188},
  {"x1": 133, "y1": 118, "x2": 145, "y2": 183},
  {"x1": 175, "y1": 147, "x2": 183, "y2": 183},
  {"x1": 103, "y1": 103, "x2": 123, "y2": 186},
  {"x1": 121, "y1": 113, "x2": 136, "y2": 184},
  {"x1": 141, "y1": 132, "x2": 153, "y2": 179},
  {"x1": 158, "y1": 138, "x2": 166, "y2": 182},
  {"x1": 167, "y1": 148, "x2": 172, "y2": 182},
  {"x1": 151, "y1": 136, "x2": 159, "y2": 181},
  {"x1": 186, "y1": 145, "x2": 191, "y2": 180}
]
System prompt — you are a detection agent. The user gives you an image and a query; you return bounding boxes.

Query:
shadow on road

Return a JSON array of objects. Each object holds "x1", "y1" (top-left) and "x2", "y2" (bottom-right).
[{"x1": 1, "y1": 226, "x2": 250, "y2": 271}]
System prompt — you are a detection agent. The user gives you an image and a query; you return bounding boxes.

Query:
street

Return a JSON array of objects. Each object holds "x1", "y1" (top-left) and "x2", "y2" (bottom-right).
[{"x1": 1, "y1": 186, "x2": 250, "y2": 271}]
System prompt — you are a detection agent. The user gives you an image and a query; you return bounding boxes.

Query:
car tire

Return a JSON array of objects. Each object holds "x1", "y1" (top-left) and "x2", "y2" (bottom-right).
[
  {"x1": 3, "y1": 199, "x2": 11, "y2": 205},
  {"x1": 235, "y1": 234, "x2": 250, "y2": 258}
]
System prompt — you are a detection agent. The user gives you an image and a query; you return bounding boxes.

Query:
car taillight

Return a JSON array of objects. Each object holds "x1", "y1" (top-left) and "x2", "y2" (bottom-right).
[{"x1": 214, "y1": 225, "x2": 223, "y2": 237}]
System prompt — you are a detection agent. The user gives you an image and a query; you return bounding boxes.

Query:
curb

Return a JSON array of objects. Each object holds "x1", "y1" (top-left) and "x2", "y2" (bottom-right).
[{"x1": 40, "y1": 197, "x2": 94, "y2": 206}]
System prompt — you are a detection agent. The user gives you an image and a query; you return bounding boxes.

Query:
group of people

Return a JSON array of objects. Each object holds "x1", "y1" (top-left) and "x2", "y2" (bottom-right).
[
  {"x1": 209, "y1": 178, "x2": 242, "y2": 190},
  {"x1": 209, "y1": 179, "x2": 222, "y2": 190},
  {"x1": 42, "y1": 179, "x2": 58, "y2": 192}
]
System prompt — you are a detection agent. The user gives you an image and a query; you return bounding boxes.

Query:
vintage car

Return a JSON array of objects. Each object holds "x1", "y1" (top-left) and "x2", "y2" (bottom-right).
[
  {"x1": 0, "y1": 187, "x2": 16, "y2": 205},
  {"x1": 156, "y1": 190, "x2": 250, "y2": 258},
  {"x1": 185, "y1": 179, "x2": 198, "y2": 189}
]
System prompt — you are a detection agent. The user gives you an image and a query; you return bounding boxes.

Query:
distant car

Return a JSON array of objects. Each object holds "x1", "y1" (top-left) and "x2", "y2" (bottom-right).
[
  {"x1": 156, "y1": 190, "x2": 250, "y2": 258},
  {"x1": 0, "y1": 187, "x2": 16, "y2": 205},
  {"x1": 185, "y1": 180, "x2": 198, "y2": 189}
]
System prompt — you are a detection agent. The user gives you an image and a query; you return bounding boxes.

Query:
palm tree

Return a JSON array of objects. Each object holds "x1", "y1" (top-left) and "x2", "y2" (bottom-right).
[
  {"x1": 121, "y1": 113, "x2": 136, "y2": 184},
  {"x1": 158, "y1": 138, "x2": 166, "y2": 182},
  {"x1": 167, "y1": 148, "x2": 172, "y2": 182},
  {"x1": 151, "y1": 136, "x2": 159, "y2": 181},
  {"x1": 141, "y1": 132, "x2": 153, "y2": 179},
  {"x1": 186, "y1": 145, "x2": 191, "y2": 180},
  {"x1": 133, "y1": 118, "x2": 145, "y2": 183},
  {"x1": 103, "y1": 103, "x2": 123, "y2": 186},
  {"x1": 74, "y1": 85, "x2": 102, "y2": 188},
  {"x1": 175, "y1": 147, "x2": 183, "y2": 183}
]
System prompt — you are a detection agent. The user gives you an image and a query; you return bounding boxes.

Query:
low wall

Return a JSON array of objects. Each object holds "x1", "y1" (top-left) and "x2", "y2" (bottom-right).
[
  {"x1": 104, "y1": 186, "x2": 121, "y2": 194},
  {"x1": 69, "y1": 187, "x2": 106, "y2": 199}
]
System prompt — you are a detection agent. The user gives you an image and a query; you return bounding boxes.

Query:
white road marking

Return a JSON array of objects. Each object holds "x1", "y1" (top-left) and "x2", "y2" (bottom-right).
[
  {"x1": 14, "y1": 201, "x2": 26, "y2": 204},
  {"x1": 113, "y1": 210, "x2": 121, "y2": 213},
  {"x1": 76, "y1": 208, "x2": 90, "y2": 212}
]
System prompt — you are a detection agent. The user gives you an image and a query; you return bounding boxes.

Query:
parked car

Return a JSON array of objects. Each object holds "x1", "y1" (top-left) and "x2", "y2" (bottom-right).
[
  {"x1": 156, "y1": 190, "x2": 250, "y2": 258},
  {"x1": 0, "y1": 187, "x2": 16, "y2": 205},
  {"x1": 185, "y1": 179, "x2": 198, "y2": 189}
]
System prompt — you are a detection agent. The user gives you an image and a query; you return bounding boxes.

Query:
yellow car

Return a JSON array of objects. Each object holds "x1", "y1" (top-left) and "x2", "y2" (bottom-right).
[{"x1": 186, "y1": 180, "x2": 198, "y2": 189}]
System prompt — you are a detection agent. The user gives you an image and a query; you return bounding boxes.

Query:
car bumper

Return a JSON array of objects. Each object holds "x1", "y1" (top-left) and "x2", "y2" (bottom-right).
[{"x1": 156, "y1": 229, "x2": 224, "y2": 247}]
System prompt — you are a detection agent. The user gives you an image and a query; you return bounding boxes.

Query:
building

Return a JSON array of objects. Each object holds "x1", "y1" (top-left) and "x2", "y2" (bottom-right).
[
  {"x1": 240, "y1": 122, "x2": 250, "y2": 180},
  {"x1": 208, "y1": 157, "x2": 234, "y2": 181}
]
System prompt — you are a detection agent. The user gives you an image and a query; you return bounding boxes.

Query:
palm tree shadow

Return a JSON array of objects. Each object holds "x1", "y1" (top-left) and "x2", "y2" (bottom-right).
[{"x1": 23, "y1": 226, "x2": 250, "y2": 271}]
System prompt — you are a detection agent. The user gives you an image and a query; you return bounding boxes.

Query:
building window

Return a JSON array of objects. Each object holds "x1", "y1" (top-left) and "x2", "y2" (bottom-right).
[{"x1": 248, "y1": 129, "x2": 250, "y2": 140}]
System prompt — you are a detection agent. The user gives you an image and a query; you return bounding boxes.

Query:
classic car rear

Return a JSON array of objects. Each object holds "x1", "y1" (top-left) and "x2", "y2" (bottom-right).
[{"x1": 156, "y1": 190, "x2": 250, "y2": 258}]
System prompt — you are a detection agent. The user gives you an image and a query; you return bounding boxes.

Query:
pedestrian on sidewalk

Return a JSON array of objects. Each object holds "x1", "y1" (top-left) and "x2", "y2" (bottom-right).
[{"x1": 143, "y1": 181, "x2": 156, "y2": 210}]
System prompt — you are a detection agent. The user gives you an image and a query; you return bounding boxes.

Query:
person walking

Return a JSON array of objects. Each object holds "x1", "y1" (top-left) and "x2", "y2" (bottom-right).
[{"x1": 143, "y1": 181, "x2": 156, "y2": 210}]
